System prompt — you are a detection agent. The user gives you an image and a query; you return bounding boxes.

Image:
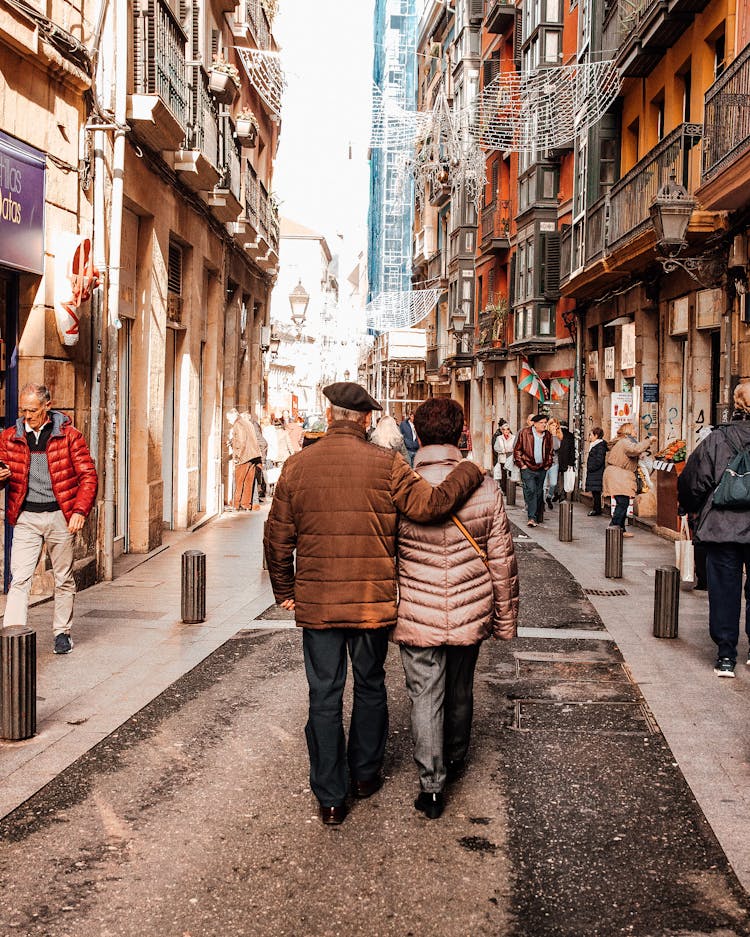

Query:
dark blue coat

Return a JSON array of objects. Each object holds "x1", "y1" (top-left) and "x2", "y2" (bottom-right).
[
  {"x1": 585, "y1": 440, "x2": 606, "y2": 492},
  {"x1": 399, "y1": 419, "x2": 419, "y2": 454},
  {"x1": 677, "y1": 419, "x2": 750, "y2": 543}
]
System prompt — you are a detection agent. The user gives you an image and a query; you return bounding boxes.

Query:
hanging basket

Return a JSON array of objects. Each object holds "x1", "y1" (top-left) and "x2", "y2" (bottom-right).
[{"x1": 209, "y1": 69, "x2": 239, "y2": 104}]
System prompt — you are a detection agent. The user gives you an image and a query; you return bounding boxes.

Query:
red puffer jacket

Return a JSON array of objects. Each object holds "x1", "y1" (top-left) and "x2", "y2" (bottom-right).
[{"x1": 0, "y1": 411, "x2": 98, "y2": 525}]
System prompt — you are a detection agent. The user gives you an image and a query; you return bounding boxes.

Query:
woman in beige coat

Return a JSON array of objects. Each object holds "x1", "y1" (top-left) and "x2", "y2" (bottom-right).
[
  {"x1": 603, "y1": 422, "x2": 657, "y2": 537},
  {"x1": 393, "y1": 398, "x2": 519, "y2": 819}
]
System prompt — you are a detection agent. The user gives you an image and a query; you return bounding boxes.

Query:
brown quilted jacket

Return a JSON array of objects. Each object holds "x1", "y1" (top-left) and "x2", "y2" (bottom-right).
[
  {"x1": 263, "y1": 420, "x2": 485, "y2": 629},
  {"x1": 393, "y1": 446, "x2": 519, "y2": 646}
]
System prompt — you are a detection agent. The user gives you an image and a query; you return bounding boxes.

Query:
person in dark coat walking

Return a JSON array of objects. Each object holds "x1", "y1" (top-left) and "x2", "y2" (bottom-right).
[
  {"x1": 585, "y1": 427, "x2": 606, "y2": 515},
  {"x1": 399, "y1": 411, "x2": 420, "y2": 467},
  {"x1": 678, "y1": 381, "x2": 750, "y2": 678}
]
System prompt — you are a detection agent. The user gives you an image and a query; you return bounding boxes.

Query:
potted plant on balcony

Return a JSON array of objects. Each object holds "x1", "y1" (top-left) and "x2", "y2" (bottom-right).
[
  {"x1": 234, "y1": 109, "x2": 259, "y2": 147},
  {"x1": 487, "y1": 296, "x2": 509, "y2": 346},
  {"x1": 209, "y1": 58, "x2": 240, "y2": 104}
]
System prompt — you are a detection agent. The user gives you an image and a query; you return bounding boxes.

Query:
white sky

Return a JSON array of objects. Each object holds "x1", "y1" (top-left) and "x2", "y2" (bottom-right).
[{"x1": 273, "y1": 0, "x2": 375, "y2": 277}]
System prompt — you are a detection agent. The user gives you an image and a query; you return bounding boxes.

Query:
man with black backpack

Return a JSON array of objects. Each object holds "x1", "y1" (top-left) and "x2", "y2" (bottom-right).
[{"x1": 678, "y1": 381, "x2": 750, "y2": 678}]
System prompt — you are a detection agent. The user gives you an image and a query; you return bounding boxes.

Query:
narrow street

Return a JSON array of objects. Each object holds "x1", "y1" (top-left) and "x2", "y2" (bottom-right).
[{"x1": 0, "y1": 512, "x2": 748, "y2": 937}]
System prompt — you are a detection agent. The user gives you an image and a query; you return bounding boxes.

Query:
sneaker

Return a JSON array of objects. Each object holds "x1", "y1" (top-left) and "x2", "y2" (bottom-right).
[
  {"x1": 545, "y1": 496, "x2": 554, "y2": 509},
  {"x1": 622, "y1": 531, "x2": 635, "y2": 538},
  {"x1": 54, "y1": 633, "x2": 73, "y2": 655},
  {"x1": 527, "y1": 519, "x2": 537, "y2": 527},
  {"x1": 714, "y1": 657, "x2": 736, "y2": 678}
]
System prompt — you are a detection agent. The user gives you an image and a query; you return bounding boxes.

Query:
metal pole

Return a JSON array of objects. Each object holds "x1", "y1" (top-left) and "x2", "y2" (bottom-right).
[
  {"x1": 653, "y1": 566, "x2": 680, "y2": 638},
  {"x1": 558, "y1": 501, "x2": 573, "y2": 542},
  {"x1": 181, "y1": 550, "x2": 206, "y2": 623},
  {"x1": 0, "y1": 626, "x2": 36, "y2": 740},
  {"x1": 604, "y1": 526, "x2": 623, "y2": 578}
]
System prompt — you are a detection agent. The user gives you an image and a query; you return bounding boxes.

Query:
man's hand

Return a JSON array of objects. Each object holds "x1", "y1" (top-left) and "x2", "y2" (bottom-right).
[
  {"x1": 68, "y1": 512, "x2": 85, "y2": 533},
  {"x1": 280, "y1": 598, "x2": 295, "y2": 611},
  {"x1": 0, "y1": 465, "x2": 11, "y2": 483}
]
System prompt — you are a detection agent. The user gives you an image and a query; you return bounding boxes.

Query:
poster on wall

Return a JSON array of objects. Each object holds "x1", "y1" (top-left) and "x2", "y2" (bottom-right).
[
  {"x1": 611, "y1": 392, "x2": 634, "y2": 435},
  {"x1": 0, "y1": 130, "x2": 46, "y2": 275}
]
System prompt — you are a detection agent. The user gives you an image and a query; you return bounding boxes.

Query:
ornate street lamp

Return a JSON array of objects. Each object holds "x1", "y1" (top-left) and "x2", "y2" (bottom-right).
[
  {"x1": 449, "y1": 305, "x2": 468, "y2": 333},
  {"x1": 649, "y1": 172, "x2": 724, "y2": 284},
  {"x1": 269, "y1": 333, "x2": 281, "y2": 357},
  {"x1": 289, "y1": 279, "x2": 310, "y2": 327}
]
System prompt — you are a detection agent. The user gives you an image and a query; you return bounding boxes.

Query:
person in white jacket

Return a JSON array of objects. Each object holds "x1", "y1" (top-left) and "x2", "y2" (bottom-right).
[{"x1": 493, "y1": 423, "x2": 516, "y2": 491}]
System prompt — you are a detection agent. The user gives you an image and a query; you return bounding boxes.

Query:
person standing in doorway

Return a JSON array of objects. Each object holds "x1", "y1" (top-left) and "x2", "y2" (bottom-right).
[
  {"x1": 399, "y1": 411, "x2": 419, "y2": 467},
  {"x1": 513, "y1": 414, "x2": 553, "y2": 527},
  {"x1": 227, "y1": 408, "x2": 262, "y2": 511},
  {"x1": 0, "y1": 383, "x2": 98, "y2": 654}
]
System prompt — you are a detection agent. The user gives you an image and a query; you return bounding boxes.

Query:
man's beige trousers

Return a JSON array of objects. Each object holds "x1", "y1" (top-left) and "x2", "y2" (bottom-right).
[{"x1": 4, "y1": 511, "x2": 75, "y2": 636}]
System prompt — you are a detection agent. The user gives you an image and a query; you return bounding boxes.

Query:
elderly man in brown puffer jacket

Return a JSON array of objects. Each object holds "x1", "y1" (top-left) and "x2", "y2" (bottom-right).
[{"x1": 264, "y1": 382, "x2": 485, "y2": 826}]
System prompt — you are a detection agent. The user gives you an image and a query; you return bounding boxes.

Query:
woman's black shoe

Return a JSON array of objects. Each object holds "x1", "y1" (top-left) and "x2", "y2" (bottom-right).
[
  {"x1": 587, "y1": 510, "x2": 602, "y2": 516},
  {"x1": 415, "y1": 791, "x2": 444, "y2": 819}
]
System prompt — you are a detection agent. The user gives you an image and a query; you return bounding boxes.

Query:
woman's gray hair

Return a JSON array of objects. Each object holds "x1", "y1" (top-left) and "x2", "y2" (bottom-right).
[
  {"x1": 734, "y1": 381, "x2": 750, "y2": 413},
  {"x1": 370, "y1": 415, "x2": 403, "y2": 450},
  {"x1": 20, "y1": 383, "x2": 51, "y2": 404}
]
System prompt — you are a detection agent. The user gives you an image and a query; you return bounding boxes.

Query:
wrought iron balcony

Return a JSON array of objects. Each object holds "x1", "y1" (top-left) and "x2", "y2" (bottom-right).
[
  {"x1": 485, "y1": 0, "x2": 516, "y2": 34},
  {"x1": 129, "y1": 0, "x2": 188, "y2": 151},
  {"x1": 476, "y1": 307, "x2": 509, "y2": 354},
  {"x1": 172, "y1": 66, "x2": 220, "y2": 191},
  {"x1": 608, "y1": 122, "x2": 702, "y2": 252},
  {"x1": 585, "y1": 195, "x2": 607, "y2": 266},
  {"x1": 602, "y1": 0, "x2": 709, "y2": 78},
  {"x1": 426, "y1": 344, "x2": 450, "y2": 374},
  {"x1": 702, "y1": 41, "x2": 750, "y2": 186},
  {"x1": 480, "y1": 200, "x2": 511, "y2": 253},
  {"x1": 244, "y1": 0, "x2": 271, "y2": 49}
]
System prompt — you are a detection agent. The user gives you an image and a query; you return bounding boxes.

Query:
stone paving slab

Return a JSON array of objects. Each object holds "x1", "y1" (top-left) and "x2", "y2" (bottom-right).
[{"x1": 505, "y1": 496, "x2": 750, "y2": 893}]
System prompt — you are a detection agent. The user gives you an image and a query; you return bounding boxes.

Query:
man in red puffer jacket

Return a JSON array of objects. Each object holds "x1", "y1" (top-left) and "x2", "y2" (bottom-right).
[{"x1": 0, "y1": 383, "x2": 98, "y2": 654}]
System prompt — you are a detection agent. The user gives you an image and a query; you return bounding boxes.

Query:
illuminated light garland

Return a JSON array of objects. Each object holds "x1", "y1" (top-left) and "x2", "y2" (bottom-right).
[
  {"x1": 236, "y1": 48, "x2": 286, "y2": 123},
  {"x1": 365, "y1": 289, "x2": 443, "y2": 332}
]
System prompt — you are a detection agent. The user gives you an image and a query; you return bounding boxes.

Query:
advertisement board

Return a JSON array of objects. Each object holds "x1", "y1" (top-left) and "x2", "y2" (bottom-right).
[{"x1": 0, "y1": 131, "x2": 45, "y2": 275}]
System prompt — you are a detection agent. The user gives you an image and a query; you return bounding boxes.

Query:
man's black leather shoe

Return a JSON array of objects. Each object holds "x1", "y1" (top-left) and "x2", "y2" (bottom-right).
[
  {"x1": 587, "y1": 510, "x2": 601, "y2": 517},
  {"x1": 320, "y1": 804, "x2": 347, "y2": 825},
  {"x1": 415, "y1": 791, "x2": 444, "y2": 819},
  {"x1": 353, "y1": 774, "x2": 383, "y2": 799}
]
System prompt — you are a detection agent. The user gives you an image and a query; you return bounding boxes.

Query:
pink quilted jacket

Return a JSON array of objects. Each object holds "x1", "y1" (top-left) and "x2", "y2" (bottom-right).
[{"x1": 393, "y1": 445, "x2": 519, "y2": 646}]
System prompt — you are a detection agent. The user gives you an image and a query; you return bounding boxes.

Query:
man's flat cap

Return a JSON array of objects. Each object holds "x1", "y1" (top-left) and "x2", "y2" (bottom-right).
[
  {"x1": 530, "y1": 413, "x2": 548, "y2": 423},
  {"x1": 323, "y1": 382, "x2": 383, "y2": 412}
]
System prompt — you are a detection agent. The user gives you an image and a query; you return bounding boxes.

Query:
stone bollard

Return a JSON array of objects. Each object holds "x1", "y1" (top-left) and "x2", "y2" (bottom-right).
[
  {"x1": 505, "y1": 480, "x2": 516, "y2": 506},
  {"x1": 558, "y1": 501, "x2": 573, "y2": 542},
  {"x1": 604, "y1": 526, "x2": 623, "y2": 579},
  {"x1": 1, "y1": 626, "x2": 36, "y2": 741},
  {"x1": 181, "y1": 550, "x2": 206, "y2": 623},
  {"x1": 653, "y1": 566, "x2": 680, "y2": 638}
]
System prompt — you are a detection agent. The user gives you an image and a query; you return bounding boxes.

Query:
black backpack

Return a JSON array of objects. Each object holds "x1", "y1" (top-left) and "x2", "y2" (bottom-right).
[{"x1": 713, "y1": 430, "x2": 750, "y2": 509}]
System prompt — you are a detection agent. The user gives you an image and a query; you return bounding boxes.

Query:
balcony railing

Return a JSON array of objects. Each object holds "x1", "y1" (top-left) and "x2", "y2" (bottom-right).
[
  {"x1": 426, "y1": 344, "x2": 450, "y2": 372},
  {"x1": 485, "y1": 0, "x2": 516, "y2": 33},
  {"x1": 702, "y1": 41, "x2": 750, "y2": 184},
  {"x1": 245, "y1": 169, "x2": 259, "y2": 226},
  {"x1": 585, "y1": 195, "x2": 607, "y2": 266},
  {"x1": 245, "y1": 0, "x2": 271, "y2": 49},
  {"x1": 133, "y1": 0, "x2": 187, "y2": 125},
  {"x1": 221, "y1": 121, "x2": 243, "y2": 203},
  {"x1": 184, "y1": 66, "x2": 219, "y2": 166},
  {"x1": 608, "y1": 122, "x2": 702, "y2": 251},
  {"x1": 480, "y1": 199, "x2": 511, "y2": 247}
]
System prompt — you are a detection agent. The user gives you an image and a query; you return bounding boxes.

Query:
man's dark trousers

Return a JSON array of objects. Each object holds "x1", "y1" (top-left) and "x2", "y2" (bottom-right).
[
  {"x1": 520, "y1": 467, "x2": 546, "y2": 521},
  {"x1": 706, "y1": 543, "x2": 750, "y2": 662},
  {"x1": 302, "y1": 626, "x2": 390, "y2": 807}
]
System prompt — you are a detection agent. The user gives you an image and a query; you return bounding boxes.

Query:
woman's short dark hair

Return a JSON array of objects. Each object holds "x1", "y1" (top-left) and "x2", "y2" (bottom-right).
[
  {"x1": 414, "y1": 398, "x2": 464, "y2": 447},
  {"x1": 592, "y1": 426, "x2": 604, "y2": 439}
]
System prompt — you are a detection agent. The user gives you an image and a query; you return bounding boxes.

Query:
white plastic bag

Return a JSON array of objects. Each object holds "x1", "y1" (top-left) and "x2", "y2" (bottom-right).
[
  {"x1": 675, "y1": 515, "x2": 695, "y2": 583},
  {"x1": 563, "y1": 467, "x2": 576, "y2": 493}
]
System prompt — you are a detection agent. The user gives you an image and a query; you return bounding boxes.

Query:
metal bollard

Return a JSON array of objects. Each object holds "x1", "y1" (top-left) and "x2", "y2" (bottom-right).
[
  {"x1": 262, "y1": 521, "x2": 268, "y2": 570},
  {"x1": 1, "y1": 626, "x2": 36, "y2": 740},
  {"x1": 181, "y1": 550, "x2": 206, "y2": 623},
  {"x1": 653, "y1": 566, "x2": 680, "y2": 638},
  {"x1": 604, "y1": 526, "x2": 623, "y2": 578},
  {"x1": 505, "y1": 480, "x2": 516, "y2": 506},
  {"x1": 558, "y1": 501, "x2": 573, "y2": 542}
]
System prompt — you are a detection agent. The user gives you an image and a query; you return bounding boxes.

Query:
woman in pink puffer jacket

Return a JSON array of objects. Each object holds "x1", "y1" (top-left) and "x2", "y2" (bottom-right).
[{"x1": 393, "y1": 398, "x2": 519, "y2": 819}]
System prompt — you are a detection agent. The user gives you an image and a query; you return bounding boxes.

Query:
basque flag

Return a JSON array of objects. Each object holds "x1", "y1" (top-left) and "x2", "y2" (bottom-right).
[{"x1": 518, "y1": 359, "x2": 548, "y2": 402}]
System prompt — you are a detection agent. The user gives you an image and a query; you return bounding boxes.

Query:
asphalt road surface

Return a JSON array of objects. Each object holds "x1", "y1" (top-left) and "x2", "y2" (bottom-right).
[{"x1": 1, "y1": 528, "x2": 748, "y2": 937}]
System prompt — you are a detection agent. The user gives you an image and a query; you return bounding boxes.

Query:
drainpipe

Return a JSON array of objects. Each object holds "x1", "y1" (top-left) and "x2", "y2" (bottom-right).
[{"x1": 102, "y1": 0, "x2": 127, "y2": 580}]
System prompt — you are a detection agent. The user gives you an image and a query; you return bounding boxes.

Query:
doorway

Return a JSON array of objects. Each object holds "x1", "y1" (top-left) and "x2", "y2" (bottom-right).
[
  {"x1": 0, "y1": 271, "x2": 18, "y2": 591},
  {"x1": 162, "y1": 328, "x2": 176, "y2": 528}
]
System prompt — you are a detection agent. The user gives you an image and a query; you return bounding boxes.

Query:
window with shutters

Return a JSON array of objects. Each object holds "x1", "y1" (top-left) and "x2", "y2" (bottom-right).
[
  {"x1": 541, "y1": 231, "x2": 561, "y2": 298},
  {"x1": 469, "y1": 0, "x2": 484, "y2": 24},
  {"x1": 167, "y1": 241, "x2": 183, "y2": 324}
]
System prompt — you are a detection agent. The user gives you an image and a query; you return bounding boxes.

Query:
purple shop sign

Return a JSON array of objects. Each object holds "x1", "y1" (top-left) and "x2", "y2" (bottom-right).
[{"x1": 0, "y1": 130, "x2": 46, "y2": 275}]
